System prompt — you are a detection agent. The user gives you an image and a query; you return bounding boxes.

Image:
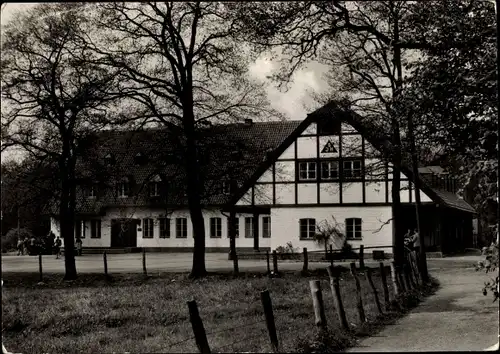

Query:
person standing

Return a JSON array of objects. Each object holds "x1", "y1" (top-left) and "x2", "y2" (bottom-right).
[
  {"x1": 54, "y1": 236, "x2": 62, "y2": 259},
  {"x1": 75, "y1": 237, "x2": 83, "y2": 256},
  {"x1": 16, "y1": 238, "x2": 24, "y2": 256},
  {"x1": 410, "y1": 228, "x2": 421, "y2": 272}
]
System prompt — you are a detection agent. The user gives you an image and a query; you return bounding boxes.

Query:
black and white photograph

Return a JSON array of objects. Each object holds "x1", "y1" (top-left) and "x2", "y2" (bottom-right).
[{"x1": 1, "y1": 1, "x2": 499, "y2": 353}]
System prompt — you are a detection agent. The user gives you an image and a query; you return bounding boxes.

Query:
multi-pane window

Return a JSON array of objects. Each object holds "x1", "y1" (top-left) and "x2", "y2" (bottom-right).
[
  {"x1": 210, "y1": 217, "x2": 222, "y2": 238},
  {"x1": 221, "y1": 181, "x2": 231, "y2": 195},
  {"x1": 346, "y1": 218, "x2": 362, "y2": 239},
  {"x1": 245, "y1": 217, "x2": 254, "y2": 238},
  {"x1": 117, "y1": 182, "x2": 130, "y2": 197},
  {"x1": 299, "y1": 218, "x2": 316, "y2": 239},
  {"x1": 321, "y1": 161, "x2": 339, "y2": 180},
  {"x1": 299, "y1": 161, "x2": 317, "y2": 180},
  {"x1": 159, "y1": 218, "x2": 170, "y2": 238},
  {"x1": 91, "y1": 220, "x2": 101, "y2": 238},
  {"x1": 176, "y1": 218, "x2": 188, "y2": 238},
  {"x1": 227, "y1": 217, "x2": 239, "y2": 238},
  {"x1": 262, "y1": 217, "x2": 271, "y2": 238},
  {"x1": 84, "y1": 185, "x2": 96, "y2": 198},
  {"x1": 149, "y1": 182, "x2": 160, "y2": 197},
  {"x1": 143, "y1": 218, "x2": 154, "y2": 238},
  {"x1": 343, "y1": 160, "x2": 362, "y2": 179}
]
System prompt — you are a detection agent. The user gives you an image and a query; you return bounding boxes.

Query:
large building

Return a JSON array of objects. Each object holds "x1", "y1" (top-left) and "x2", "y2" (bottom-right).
[{"x1": 50, "y1": 102, "x2": 475, "y2": 255}]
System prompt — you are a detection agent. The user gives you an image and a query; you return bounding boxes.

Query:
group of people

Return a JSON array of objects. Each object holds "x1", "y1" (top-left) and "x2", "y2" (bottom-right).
[
  {"x1": 16, "y1": 232, "x2": 64, "y2": 259},
  {"x1": 404, "y1": 228, "x2": 421, "y2": 271}
]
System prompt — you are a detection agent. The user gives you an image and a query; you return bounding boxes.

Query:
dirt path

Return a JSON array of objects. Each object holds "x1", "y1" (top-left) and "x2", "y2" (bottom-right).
[{"x1": 347, "y1": 258, "x2": 499, "y2": 352}]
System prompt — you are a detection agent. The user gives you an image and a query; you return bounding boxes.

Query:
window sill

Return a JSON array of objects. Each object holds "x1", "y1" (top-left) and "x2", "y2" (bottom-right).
[
  {"x1": 210, "y1": 237, "x2": 222, "y2": 239},
  {"x1": 159, "y1": 236, "x2": 171, "y2": 239},
  {"x1": 299, "y1": 238, "x2": 316, "y2": 241},
  {"x1": 175, "y1": 236, "x2": 188, "y2": 239},
  {"x1": 142, "y1": 237, "x2": 154, "y2": 239}
]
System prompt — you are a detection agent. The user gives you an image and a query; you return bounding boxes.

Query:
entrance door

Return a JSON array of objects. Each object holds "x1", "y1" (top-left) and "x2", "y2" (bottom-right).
[{"x1": 111, "y1": 219, "x2": 138, "y2": 248}]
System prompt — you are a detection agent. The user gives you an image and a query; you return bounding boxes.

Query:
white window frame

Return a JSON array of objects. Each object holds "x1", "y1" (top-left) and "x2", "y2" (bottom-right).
[
  {"x1": 149, "y1": 182, "x2": 160, "y2": 197},
  {"x1": 262, "y1": 216, "x2": 271, "y2": 238},
  {"x1": 321, "y1": 161, "x2": 339, "y2": 180},
  {"x1": 210, "y1": 217, "x2": 222, "y2": 238},
  {"x1": 343, "y1": 160, "x2": 362, "y2": 179},
  {"x1": 91, "y1": 220, "x2": 101, "y2": 239},
  {"x1": 346, "y1": 218, "x2": 362, "y2": 239},
  {"x1": 245, "y1": 217, "x2": 254, "y2": 238},
  {"x1": 176, "y1": 218, "x2": 188, "y2": 238},
  {"x1": 143, "y1": 218, "x2": 154, "y2": 238},
  {"x1": 299, "y1": 218, "x2": 316, "y2": 239},
  {"x1": 159, "y1": 218, "x2": 170, "y2": 238},
  {"x1": 299, "y1": 161, "x2": 317, "y2": 180},
  {"x1": 118, "y1": 182, "x2": 129, "y2": 198}
]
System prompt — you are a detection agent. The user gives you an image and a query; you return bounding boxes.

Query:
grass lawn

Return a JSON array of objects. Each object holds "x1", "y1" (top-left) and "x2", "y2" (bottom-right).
[{"x1": 1, "y1": 267, "x2": 436, "y2": 353}]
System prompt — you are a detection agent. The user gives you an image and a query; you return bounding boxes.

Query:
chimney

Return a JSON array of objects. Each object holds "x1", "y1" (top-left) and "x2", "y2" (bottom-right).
[{"x1": 244, "y1": 118, "x2": 253, "y2": 126}]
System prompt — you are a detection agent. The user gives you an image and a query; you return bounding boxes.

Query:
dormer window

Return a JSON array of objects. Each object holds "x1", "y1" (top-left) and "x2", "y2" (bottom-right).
[
  {"x1": 134, "y1": 152, "x2": 147, "y2": 165},
  {"x1": 149, "y1": 175, "x2": 162, "y2": 197},
  {"x1": 117, "y1": 178, "x2": 130, "y2": 198},
  {"x1": 84, "y1": 184, "x2": 96, "y2": 198},
  {"x1": 221, "y1": 181, "x2": 231, "y2": 195},
  {"x1": 104, "y1": 153, "x2": 115, "y2": 165}
]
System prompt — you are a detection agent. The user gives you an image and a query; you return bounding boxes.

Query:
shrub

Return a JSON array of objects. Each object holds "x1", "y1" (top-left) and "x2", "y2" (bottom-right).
[
  {"x1": 1, "y1": 228, "x2": 34, "y2": 252},
  {"x1": 276, "y1": 241, "x2": 298, "y2": 254},
  {"x1": 475, "y1": 242, "x2": 499, "y2": 302}
]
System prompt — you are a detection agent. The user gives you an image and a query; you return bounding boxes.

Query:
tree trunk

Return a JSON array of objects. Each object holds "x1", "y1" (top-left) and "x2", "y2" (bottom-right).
[
  {"x1": 183, "y1": 103, "x2": 207, "y2": 278},
  {"x1": 391, "y1": 1, "x2": 405, "y2": 268},
  {"x1": 59, "y1": 159, "x2": 77, "y2": 280}
]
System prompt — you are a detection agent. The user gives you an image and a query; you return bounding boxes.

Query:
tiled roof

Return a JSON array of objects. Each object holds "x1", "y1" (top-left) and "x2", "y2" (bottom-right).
[{"x1": 71, "y1": 120, "x2": 302, "y2": 214}]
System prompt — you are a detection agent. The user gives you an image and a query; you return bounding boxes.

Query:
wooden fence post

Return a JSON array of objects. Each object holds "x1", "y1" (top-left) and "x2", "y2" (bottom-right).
[
  {"x1": 142, "y1": 248, "x2": 147, "y2": 276},
  {"x1": 103, "y1": 251, "x2": 108, "y2": 278},
  {"x1": 379, "y1": 262, "x2": 390, "y2": 309},
  {"x1": 329, "y1": 244, "x2": 334, "y2": 267},
  {"x1": 266, "y1": 250, "x2": 271, "y2": 275},
  {"x1": 302, "y1": 248, "x2": 308, "y2": 274},
  {"x1": 38, "y1": 253, "x2": 43, "y2": 282},
  {"x1": 272, "y1": 250, "x2": 279, "y2": 274},
  {"x1": 261, "y1": 290, "x2": 279, "y2": 353},
  {"x1": 365, "y1": 267, "x2": 383, "y2": 314},
  {"x1": 390, "y1": 262, "x2": 400, "y2": 297},
  {"x1": 188, "y1": 300, "x2": 211, "y2": 354},
  {"x1": 309, "y1": 280, "x2": 327, "y2": 330},
  {"x1": 359, "y1": 245, "x2": 365, "y2": 270},
  {"x1": 327, "y1": 265, "x2": 349, "y2": 331},
  {"x1": 350, "y1": 262, "x2": 366, "y2": 323}
]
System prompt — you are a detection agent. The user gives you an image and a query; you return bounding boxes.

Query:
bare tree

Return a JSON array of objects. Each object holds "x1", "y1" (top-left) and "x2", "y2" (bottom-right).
[
  {"x1": 82, "y1": 2, "x2": 281, "y2": 277},
  {"x1": 1, "y1": 3, "x2": 124, "y2": 279}
]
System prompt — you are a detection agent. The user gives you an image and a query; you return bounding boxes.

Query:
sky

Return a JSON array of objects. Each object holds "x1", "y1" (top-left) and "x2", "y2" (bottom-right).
[{"x1": 0, "y1": 2, "x2": 328, "y2": 121}]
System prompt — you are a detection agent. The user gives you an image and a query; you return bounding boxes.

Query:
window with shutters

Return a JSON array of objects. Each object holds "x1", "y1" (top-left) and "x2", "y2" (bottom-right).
[{"x1": 143, "y1": 218, "x2": 154, "y2": 238}]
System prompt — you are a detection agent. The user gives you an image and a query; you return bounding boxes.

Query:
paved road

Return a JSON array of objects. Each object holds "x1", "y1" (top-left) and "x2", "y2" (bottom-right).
[
  {"x1": 1, "y1": 252, "x2": 485, "y2": 275},
  {"x1": 347, "y1": 258, "x2": 500, "y2": 352}
]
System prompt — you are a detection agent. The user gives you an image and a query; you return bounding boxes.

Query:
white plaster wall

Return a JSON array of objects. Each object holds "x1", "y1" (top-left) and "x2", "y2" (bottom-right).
[
  {"x1": 297, "y1": 183, "x2": 317, "y2": 204},
  {"x1": 364, "y1": 141, "x2": 381, "y2": 158},
  {"x1": 342, "y1": 182, "x2": 364, "y2": 203},
  {"x1": 302, "y1": 122, "x2": 317, "y2": 135},
  {"x1": 275, "y1": 184, "x2": 295, "y2": 204},
  {"x1": 342, "y1": 134, "x2": 363, "y2": 157},
  {"x1": 254, "y1": 184, "x2": 273, "y2": 205},
  {"x1": 279, "y1": 142, "x2": 295, "y2": 160},
  {"x1": 236, "y1": 190, "x2": 252, "y2": 206},
  {"x1": 257, "y1": 168, "x2": 273, "y2": 183},
  {"x1": 365, "y1": 181, "x2": 386, "y2": 203},
  {"x1": 320, "y1": 184, "x2": 340, "y2": 203},
  {"x1": 275, "y1": 161, "x2": 295, "y2": 182},
  {"x1": 387, "y1": 181, "x2": 432, "y2": 203},
  {"x1": 297, "y1": 136, "x2": 317, "y2": 159},
  {"x1": 270, "y1": 206, "x2": 393, "y2": 253},
  {"x1": 341, "y1": 122, "x2": 357, "y2": 133}
]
